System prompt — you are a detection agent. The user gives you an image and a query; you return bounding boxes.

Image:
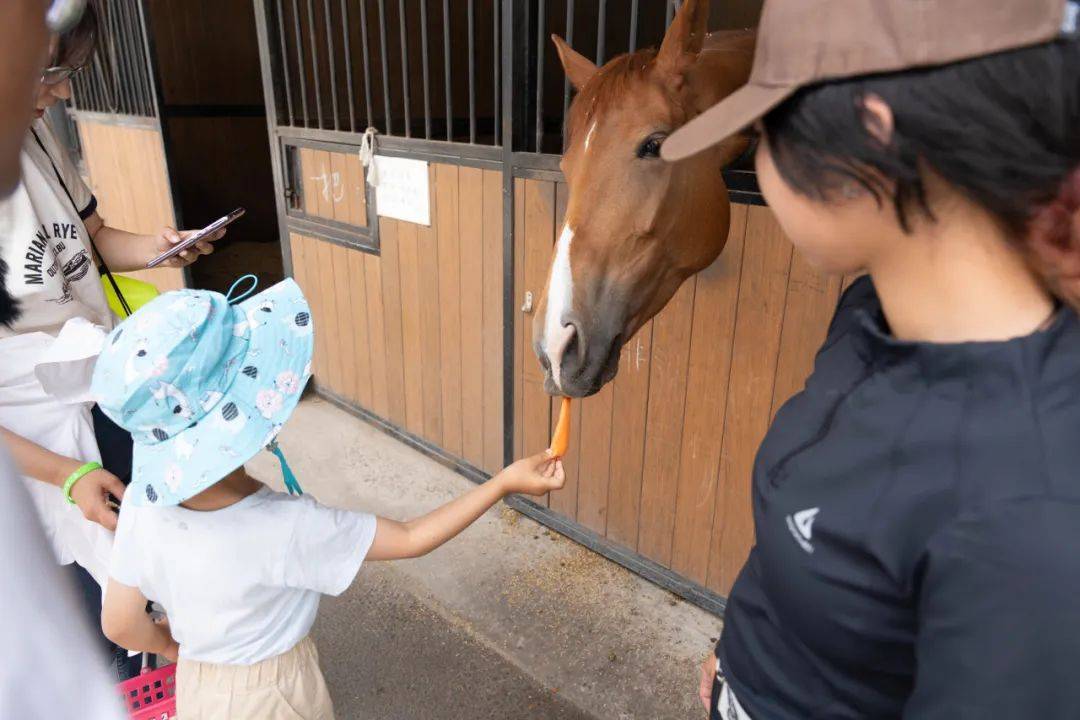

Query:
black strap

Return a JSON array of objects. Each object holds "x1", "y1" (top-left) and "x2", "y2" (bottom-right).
[{"x1": 29, "y1": 127, "x2": 132, "y2": 317}]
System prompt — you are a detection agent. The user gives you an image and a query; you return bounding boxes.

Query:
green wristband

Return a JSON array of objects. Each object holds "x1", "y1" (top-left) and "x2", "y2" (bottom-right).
[{"x1": 63, "y1": 462, "x2": 102, "y2": 505}]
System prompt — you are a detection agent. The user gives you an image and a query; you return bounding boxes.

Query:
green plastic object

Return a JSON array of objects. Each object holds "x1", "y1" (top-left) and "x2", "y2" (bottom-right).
[{"x1": 103, "y1": 274, "x2": 160, "y2": 318}]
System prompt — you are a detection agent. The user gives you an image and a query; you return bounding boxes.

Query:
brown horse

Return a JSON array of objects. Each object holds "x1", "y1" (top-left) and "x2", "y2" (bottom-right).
[{"x1": 533, "y1": 0, "x2": 754, "y2": 397}]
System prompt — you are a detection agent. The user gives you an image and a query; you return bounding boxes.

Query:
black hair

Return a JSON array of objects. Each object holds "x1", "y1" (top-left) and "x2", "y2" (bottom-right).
[
  {"x1": 0, "y1": 259, "x2": 19, "y2": 328},
  {"x1": 762, "y1": 39, "x2": 1080, "y2": 238},
  {"x1": 55, "y1": 1, "x2": 100, "y2": 68}
]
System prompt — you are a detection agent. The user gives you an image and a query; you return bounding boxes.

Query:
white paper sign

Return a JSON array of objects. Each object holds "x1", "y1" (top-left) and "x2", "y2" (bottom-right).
[{"x1": 373, "y1": 155, "x2": 430, "y2": 226}]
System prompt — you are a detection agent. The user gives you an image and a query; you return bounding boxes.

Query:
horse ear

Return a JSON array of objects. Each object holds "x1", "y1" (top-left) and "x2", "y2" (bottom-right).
[
  {"x1": 656, "y1": 0, "x2": 710, "y2": 82},
  {"x1": 552, "y1": 34, "x2": 598, "y2": 91}
]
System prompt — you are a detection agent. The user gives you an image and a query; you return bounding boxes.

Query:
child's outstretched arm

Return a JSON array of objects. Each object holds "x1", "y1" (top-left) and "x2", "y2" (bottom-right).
[
  {"x1": 101, "y1": 579, "x2": 179, "y2": 661},
  {"x1": 366, "y1": 450, "x2": 564, "y2": 561}
]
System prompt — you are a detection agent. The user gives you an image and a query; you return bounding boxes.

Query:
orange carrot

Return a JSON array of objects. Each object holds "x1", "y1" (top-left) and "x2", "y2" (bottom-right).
[{"x1": 549, "y1": 397, "x2": 572, "y2": 457}]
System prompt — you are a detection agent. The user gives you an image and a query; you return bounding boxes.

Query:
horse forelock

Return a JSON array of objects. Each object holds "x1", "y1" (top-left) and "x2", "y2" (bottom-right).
[{"x1": 565, "y1": 48, "x2": 658, "y2": 147}]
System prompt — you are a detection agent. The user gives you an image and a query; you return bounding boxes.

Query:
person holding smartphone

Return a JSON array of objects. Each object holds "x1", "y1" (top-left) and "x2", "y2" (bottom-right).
[{"x1": 0, "y1": 2, "x2": 222, "y2": 681}]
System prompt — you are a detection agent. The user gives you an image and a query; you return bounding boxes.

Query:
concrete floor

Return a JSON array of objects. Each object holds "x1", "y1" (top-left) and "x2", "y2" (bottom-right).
[
  {"x1": 313, "y1": 566, "x2": 590, "y2": 719},
  {"x1": 248, "y1": 397, "x2": 721, "y2": 720}
]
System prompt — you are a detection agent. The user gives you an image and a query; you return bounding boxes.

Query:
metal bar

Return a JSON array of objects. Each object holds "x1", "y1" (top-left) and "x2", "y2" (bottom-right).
[
  {"x1": 113, "y1": 2, "x2": 141, "y2": 114},
  {"x1": 467, "y1": 0, "x2": 476, "y2": 143},
  {"x1": 278, "y1": 125, "x2": 503, "y2": 162},
  {"x1": 68, "y1": 109, "x2": 158, "y2": 130},
  {"x1": 629, "y1": 0, "x2": 639, "y2": 52},
  {"x1": 420, "y1": 0, "x2": 431, "y2": 139},
  {"x1": 312, "y1": 384, "x2": 729, "y2": 618},
  {"x1": 492, "y1": 0, "x2": 500, "y2": 145},
  {"x1": 304, "y1": 0, "x2": 324, "y2": 128},
  {"x1": 533, "y1": 0, "x2": 546, "y2": 152},
  {"x1": 275, "y1": 0, "x2": 295, "y2": 125},
  {"x1": 442, "y1": 0, "x2": 452, "y2": 141},
  {"x1": 561, "y1": 0, "x2": 574, "y2": 147},
  {"x1": 128, "y1": 0, "x2": 152, "y2": 115},
  {"x1": 596, "y1": 0, "x2": 607, "y2": 65},
  {"x1": 377, "y1": 0, "x2": 392, "y2": 134},
  {"x1": 134, "y1": 0, "x2": 163, "y2": 120},
  {"x1": 358, "y1": 0, "x2": 374, "y2": 128},
  {"x1": 106, "y1": 2, "x2": 133, "y2": 114},
  {"x1": 253, "y1": 0, "x2": 296, "y2": 278},
  {"x1": 501, "y1": 0, "x2": 521, "y2": 468},
  {"x1": 398, "y1": 0, "x2": 411, "y2": 137},
  {"x1": 290, "y1": 0, "x2": 309, "y2": 125},
  {"x1": 339, "y1": 1, "x2": 355, "y2": 131},
  {"x1": 666, "y1": 0, "x2": 675, "y2": 28},
  {"x1": 322, "y1": 0, "x2": 339, "y2": 130}
]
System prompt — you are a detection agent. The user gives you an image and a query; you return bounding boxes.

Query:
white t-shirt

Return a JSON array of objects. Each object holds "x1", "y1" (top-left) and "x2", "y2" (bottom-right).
[
  {"x1": 109, "y1": 486, "x2": 378, "y2": 665},
  {"x1": 0, "y1": 120, "x2": 115, "y2": 586},
  {"x1": 0, "y1": 118, "x2": 111, "y2": 339}
]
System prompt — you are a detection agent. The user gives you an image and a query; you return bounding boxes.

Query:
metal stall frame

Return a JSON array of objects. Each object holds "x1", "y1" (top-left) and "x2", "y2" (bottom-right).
[
  {"x1": 66, "y1": 0, "x2": 194, "y2": 288},
  {"x1": 253, "y1": 0, "x2": 764, "y2": 618}
]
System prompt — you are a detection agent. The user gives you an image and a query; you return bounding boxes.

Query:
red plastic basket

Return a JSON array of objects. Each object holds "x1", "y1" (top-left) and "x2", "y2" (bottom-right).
[{"x1": 117, "y1": 663, "x2": 176, "y2": 720}]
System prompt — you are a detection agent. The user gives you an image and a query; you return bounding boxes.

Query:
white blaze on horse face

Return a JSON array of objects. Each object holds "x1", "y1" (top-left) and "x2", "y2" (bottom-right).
[
  {"x1": 583, "y1": 122, "x2": 597, "y2": 153},
  {"x1": 544, "y1": 224, "x2": 576, "y2": 388}
]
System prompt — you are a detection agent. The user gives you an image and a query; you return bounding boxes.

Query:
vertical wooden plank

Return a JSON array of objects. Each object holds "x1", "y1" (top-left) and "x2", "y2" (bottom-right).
[
  {"x1": 417, "y1": 166, "x2": 443, "y2": 445},
  {"x1": 576, "y1": 383, "x2": 614, "y2": 532},
  {"x1": 288, "y1": 232, "x2": 310, "y2": 298},
  {"x1": 312, "y1": 150, "x2": 334, "y2": 219},
  {"x1": 397, "y1": 221, "x2": 426, "y2": 436},
  {"x1": 605, "y1": 321, "x2": 654, "y2": 548},
  {"x1": 293, "y1": 235, "x2": 328, "y2": 382},
  {"x1": 708, "y1": 206, "x2": 794, "y2": 594},
  {"x1": 635, "y1": 278, "x2": 698, "y2": 565},
  {"x1": 458, "y1": 167, "x2": 486, "y2": 468},
  {"x1": 436, "y1": 164, "x2": 464, "y2": 456},
  {"x1": 770, "y1": 253, "x2": 842, "y2": 420},
  {"x1": 547, "y1": 182, "x2": 582, "y2": 518},
  {"x1": 522, "y1": 179, "x2": 556, "y2": 504},
  {"x1": 331, "y1": 243, "x2": 358, "y2": 404},
  {"x1": 513, "y1": 180, "x2": 526, "y2": 461},
  {"x1": 329, "y1": 151, "x2": 351, "y2": 222},
  {"x1": 299, "y1": 148, "x2": 319, "y2": 215},
  {"x1": 669, "y1": 206, "x2": 749, "y2": 583},
  {"x1": 481, "y1": 169, "x2": 504, "y2": 474},
  {"x1": 346, "y1": 248, "x2": 374, "y2": 408},
  {"x1": 379, "y1": 219, "x2": 408, "y2": 427},
  {"x1": 364, "y1": 253, "x2": 390, "y2": 418},
  {"x1": 344, "y1": 152, "x2": 368, "y2": 226},
  {"x1": 315, "y1": 239, "x2": 343, "y2": 394}
]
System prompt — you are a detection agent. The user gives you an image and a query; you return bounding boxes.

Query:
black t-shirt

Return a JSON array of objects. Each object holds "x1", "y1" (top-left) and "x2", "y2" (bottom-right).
[{"x1": 718, "y1": 276, "x2": 1080, "y2": 719}]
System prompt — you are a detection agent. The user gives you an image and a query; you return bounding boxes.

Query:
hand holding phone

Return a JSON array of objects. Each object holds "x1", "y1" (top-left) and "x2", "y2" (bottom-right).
[{"x1": 146, "y1": 208, "x2": 245, "y2": 269}]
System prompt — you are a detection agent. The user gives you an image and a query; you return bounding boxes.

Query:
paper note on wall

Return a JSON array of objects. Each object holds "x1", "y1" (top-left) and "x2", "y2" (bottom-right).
[{"x1": 373, "y1": 155, "x2": 430, "y2": 226}]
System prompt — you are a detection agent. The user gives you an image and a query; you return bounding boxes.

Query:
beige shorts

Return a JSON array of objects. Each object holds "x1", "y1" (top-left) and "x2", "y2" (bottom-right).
[{"x1": 176, "y1": 636, "x2": 334, "y2": 720}]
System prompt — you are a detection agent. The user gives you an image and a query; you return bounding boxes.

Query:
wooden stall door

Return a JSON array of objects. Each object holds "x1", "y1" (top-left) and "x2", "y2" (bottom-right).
[
  {"x1": 512, "y1": 182, "x2": 841, "y2": 597},
  {"x1": 76, "y1": 119, "x2": 185, "y2": 293},
  {"x1": 291, "y1": 155, "x2": 505, "y2": 477}
]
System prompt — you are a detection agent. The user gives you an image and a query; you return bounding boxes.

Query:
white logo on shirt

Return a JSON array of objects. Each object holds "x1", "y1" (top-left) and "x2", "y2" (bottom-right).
[{"x1": 786, "y1": 507, "x2": 818, "y2": 554}]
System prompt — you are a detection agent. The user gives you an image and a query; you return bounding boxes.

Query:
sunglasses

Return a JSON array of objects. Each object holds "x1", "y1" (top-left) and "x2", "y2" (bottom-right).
[
  {"x1": 41, "y1": 64, "x2": 85, "y2": 86},
  {"x1": 46, "y1": 0, "x2": 88, "y2": 34}
]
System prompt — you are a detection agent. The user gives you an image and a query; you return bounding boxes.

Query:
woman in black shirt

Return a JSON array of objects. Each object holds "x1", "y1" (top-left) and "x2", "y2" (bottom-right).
[{"x1": 662, "y1": 0, "x2": 1080, "y2": 717}]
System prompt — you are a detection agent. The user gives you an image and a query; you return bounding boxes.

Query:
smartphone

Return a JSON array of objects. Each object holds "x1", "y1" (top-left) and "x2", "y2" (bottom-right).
[{"x1": 146, "y1": 207, "x2": 245, "y2": 268}]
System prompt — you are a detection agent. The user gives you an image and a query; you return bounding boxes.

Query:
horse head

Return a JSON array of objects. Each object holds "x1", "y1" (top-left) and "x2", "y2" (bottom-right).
[{"x1": 533, "y1": 0, "x2": 754, "y2": 397}]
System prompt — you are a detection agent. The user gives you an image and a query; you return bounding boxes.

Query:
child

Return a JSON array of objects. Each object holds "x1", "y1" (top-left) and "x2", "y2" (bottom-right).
[{"x1": 90, "y1": 277, "x2": 563, "y2": 719}]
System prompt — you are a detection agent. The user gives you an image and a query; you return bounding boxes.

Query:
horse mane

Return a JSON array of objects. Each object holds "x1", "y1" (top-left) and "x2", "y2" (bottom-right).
[{"x1": 565, "y1": 48, "x2": 658, "y2": 146}]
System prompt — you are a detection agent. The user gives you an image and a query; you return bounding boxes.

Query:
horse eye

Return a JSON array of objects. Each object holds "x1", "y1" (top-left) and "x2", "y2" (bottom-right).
[{"x1": 636, "y1": 133, "x2": 665, "y2": 159}]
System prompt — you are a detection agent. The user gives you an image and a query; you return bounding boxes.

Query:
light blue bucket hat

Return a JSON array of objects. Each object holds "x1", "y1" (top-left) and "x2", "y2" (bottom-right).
[{"x1": 91, "y1": 276, "x2": 314, "y2": 506}]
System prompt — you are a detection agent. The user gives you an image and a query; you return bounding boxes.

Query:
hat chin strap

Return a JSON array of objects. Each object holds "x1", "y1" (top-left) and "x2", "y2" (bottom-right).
[{"x1": 267, "y1": 440, "x2": 303, "y2": 496}]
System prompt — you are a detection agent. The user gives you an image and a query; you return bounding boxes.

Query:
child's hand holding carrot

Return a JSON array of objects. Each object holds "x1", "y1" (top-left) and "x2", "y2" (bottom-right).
[{"x1": 495, "y1": 450, "x2": 566, "y2": 497}]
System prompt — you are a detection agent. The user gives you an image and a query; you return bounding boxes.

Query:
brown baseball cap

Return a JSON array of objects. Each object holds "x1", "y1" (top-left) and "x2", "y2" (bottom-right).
[{"x1": 663, "y1": 0, "x2": 1078, "y2": 161}]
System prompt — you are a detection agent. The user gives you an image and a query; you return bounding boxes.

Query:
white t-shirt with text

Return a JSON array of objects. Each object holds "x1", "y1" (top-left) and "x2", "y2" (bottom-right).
[{"x1": 109, "y1": 486, "x2": 377, "y2": 665}]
